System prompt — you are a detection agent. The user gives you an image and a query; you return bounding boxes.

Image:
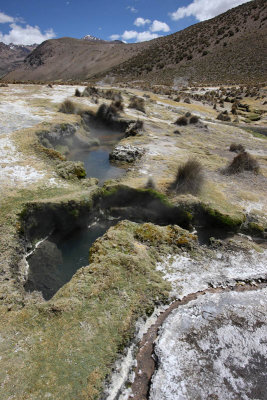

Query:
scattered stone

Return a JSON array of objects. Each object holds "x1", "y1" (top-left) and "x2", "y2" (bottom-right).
[{"x1": 109, "y1": 145, "x2": 145, "y2": 163}]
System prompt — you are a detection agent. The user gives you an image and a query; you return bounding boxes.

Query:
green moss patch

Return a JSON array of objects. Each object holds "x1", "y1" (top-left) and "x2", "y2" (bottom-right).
[{"x1": 203, "y1": 205, "x2": 245, "y2": 230}]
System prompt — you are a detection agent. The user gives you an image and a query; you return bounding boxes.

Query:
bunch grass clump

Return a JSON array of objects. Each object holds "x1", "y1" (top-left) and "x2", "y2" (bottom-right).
[
  {"x1": 229, "y1": 143, "x2": 245, "y2": 153},
  {"x1": 189, "y1": 115, "x2": 199, "y2": 124},
  {"x1": 59, "y1": 99, "x2": 76, "y2": 114},
  {"x1": 225, "y1": 152, "x2": 259, "y2": 174},
  {"x1": 129, "y1": 96, "x2": 146, "y2": 113},
  {"x1": 175, "y1": 116, "x2": 188, "y2": 126},
  {"x1": 172, "y1": 159, "x2": 204, "y2": 194},
  {"x1": 75, "y1": 88, "x2": 81, "y2": 97}
]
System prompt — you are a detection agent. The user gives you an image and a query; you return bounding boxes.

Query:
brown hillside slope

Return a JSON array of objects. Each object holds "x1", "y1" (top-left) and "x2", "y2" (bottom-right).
[
  {"x1": 0, "y1": 43, "x2": 37, "y2": 78},
  {"x1": 96, "y1": 0, "x2": 267, "y2": 85},
  {"x1": 3, "y1": 0, "x2": 267, "y2": 84},
  {"x1": 4, "y1": 37, "x2": 148, "y2": 82}
]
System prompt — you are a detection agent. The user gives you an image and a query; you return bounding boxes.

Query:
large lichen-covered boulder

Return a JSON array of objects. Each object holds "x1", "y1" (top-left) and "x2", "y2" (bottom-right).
[
  {"x1": 109, "y1": 145, "x2": 145, "y2": 163},
  {"x1": 56, "y1": 160, "x2": 86, "y2": 180}
]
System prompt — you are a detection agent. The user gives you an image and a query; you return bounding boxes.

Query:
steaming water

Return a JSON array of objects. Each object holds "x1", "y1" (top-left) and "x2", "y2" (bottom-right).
[
  {"x1": 25, "y1": 220, "x2": 115, "y2": 300},
  {"x1": 25, "y1": 124, "x2": 127, "y2": 299},
  {"x1": 69, "y1": 123, "x2": 125, "y2": 184}
]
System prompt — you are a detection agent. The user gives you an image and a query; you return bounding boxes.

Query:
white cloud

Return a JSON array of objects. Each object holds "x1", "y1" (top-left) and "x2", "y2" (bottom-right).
[
  {"x1": 127, "y1": 6, "x2": 138, "y2": 14},
  {"x1": 110, "y1": 34, "x2": 120, "y2": 41},
  {"x1": 170, "y1": 0, "x2": 251, "y2": 22},
  {"x1": 135, "y1": 31, "x2": 159, "y2": 42},
  {"x1": 121, "y1": 30, "x2": 159, "y2": 42},
  {"x1": 0, "y1": 23, "x2": 56, "y2": 45},
  {"x1": 0, "y1": 11, "x2": 14, "y2": 23},
  {"x1": 150, "y1": 20, "x2": 170, "y2": 33},
  {"x1": 134, "y1": 17, "x2": 151, "y2": 27},
  {"x1": 121, "y1": 30, "x2": 138, "y2": 40}
]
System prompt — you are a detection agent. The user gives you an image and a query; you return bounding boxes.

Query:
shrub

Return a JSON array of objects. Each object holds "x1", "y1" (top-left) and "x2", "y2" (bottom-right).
[
  {"x1": 75, "y1": 88, "x2": 81, "y2": 97},
  {"x1": 174, "y1": 129, "x2": 181, "y2": 135},
  {"x1": 103, "y1": 90, "x2": 123, "y2": 102},
  {"x1": 172, "y1": 159, "x2": 204, "y2": 194},
  {"x1": 184, "y1": 98, "x2": 191, "y2": 104},
  {"x1": 225, "y1": 152, "x2": 259, "y2": 174},
  {"x1": 0, "y1": 83, "x2": 8, "y2": 87},
  {"x1": 175, "y1": 116, "x2": 188, "y2": 126},
  {"x1": 82, "y1": 86, "x2": 99, "y2": 97},
  {"x1": 96, "y1": 103, "x2": 119, "y2": 123},
  {"x1": 129, "y1": 96, "x2": 146, "y2": 113},
  {"x1": 185, "y1": 112, "x2": 191, "y2": 118},
  {"x1": 47, "y1": 83, "x2": 53, "y2": 88},
  {"x1": 229, "y1": 143, "x2": 245, "y2": 153},
  {"x1": 231, "y1": 103, "x2": 238, "y2": 115},
  {"x1": 59, "y1": 100, "x2": 76, "y2": 114},
  {"x1": 189, "y1": 115, "x2": 199, "y2": 124},
  {"x1": 112, "y1": 100, "x2": 124, "y2": 112},
  {"x1": 125, "y1": 120, "x2": 144, "y2": 137},
  {"x1": 217, "y1": 111, "x2": 231, "y2": 121}
]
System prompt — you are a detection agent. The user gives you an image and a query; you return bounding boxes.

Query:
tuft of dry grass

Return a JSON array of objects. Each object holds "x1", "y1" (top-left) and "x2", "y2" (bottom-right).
[
  {"x1": 75, "y1": 88, "x2": 81, "y2": 97},
  {"x1": 171, "y1": 159, "x2": 204, "y2": 194},
  {"x1": 59, "y1": 99, "x2": 76, "y2": 114},
  {"x1": 129, "y1": 96, "x2": 146, "y2": 113},
  {"x1": 217, "y1": 111, "x2": 231, "y2": 121},
  {"x1": 175, "y1": 116, "x2": 188, "y2": 126},
  {"x1": 225, "y1": 152, "x2": 259, "y2": 174},
  {"x1": 229, "y1": 143, "x2": 245, "y2": 153},
  {"x1": 189, "y1": 115, "x2": 199, "y2": 124},
  {"x1": 112, "y1": 100, "x2": 124, "y2": 112}
]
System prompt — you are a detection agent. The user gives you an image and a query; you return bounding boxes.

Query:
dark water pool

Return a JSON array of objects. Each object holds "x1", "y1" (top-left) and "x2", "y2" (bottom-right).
[
  {"x1": 69, "y1": 123, "x2": 125, "y2": 184},
  {"x1": 70, "y1": 147, "x2": 125, "y2": 184},
  {"x1": 25, "y1": 219, "x2": 116, "y2": 300}
]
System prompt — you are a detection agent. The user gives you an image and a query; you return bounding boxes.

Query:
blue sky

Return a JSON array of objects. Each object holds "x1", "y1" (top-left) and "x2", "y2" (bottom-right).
[{"x1": 0, "y1": 0, "x2": 251, "y2": 45}]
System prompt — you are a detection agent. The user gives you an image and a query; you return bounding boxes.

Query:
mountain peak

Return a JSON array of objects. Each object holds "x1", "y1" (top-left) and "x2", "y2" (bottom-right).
[{"x1": 81, "y1": 35, "x2": 104, "y2": 42}]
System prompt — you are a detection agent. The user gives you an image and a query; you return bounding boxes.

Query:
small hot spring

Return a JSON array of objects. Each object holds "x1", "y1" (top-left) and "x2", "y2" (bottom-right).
[
  {"x1": 25, "y1": 219, "x2": 116, "y2": 300},
  {"x1": 69, "y1": 123, "x2": 125, "y2": 184}
]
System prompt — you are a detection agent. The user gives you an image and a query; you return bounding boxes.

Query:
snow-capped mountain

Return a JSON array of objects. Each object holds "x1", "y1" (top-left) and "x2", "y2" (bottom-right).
[
  {"x1": 81, "y1": 35, "x2": 105, "y2": 42},
  {"x1": 0, "y1": 42, "x2": 37, "y2": 77}
]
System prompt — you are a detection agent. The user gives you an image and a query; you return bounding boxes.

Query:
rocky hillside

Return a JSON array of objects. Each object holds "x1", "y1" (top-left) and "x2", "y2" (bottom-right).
[
  {"x1": 0, "y1": 42, "x2": 37, "y2": 77},
  {"x1": 3, "y1": 37, "x2": 148, "y2": 82},
  {"x1": 103, "y1": 0, "x2": 267, "y2": 85},
  {"x1": 3, "y1": 0, "x2": 267, "y2": 84}
]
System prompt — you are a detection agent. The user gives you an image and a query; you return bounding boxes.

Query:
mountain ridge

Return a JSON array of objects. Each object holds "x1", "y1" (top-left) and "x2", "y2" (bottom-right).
[
  {"x1": 0, "y1": 42, "x2": 37, "y2": 78},
  {"x1": 2, "y1": 0, "x2": 267, "y2": 84}
]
